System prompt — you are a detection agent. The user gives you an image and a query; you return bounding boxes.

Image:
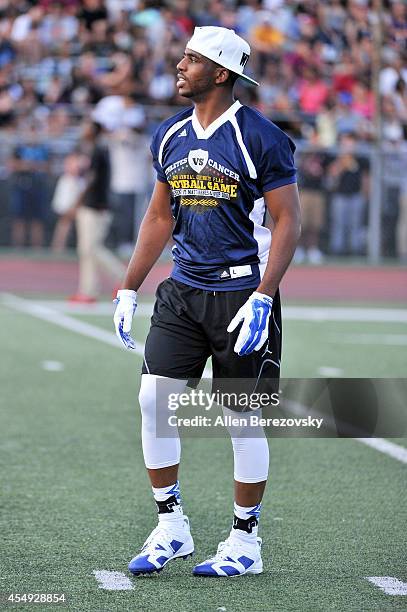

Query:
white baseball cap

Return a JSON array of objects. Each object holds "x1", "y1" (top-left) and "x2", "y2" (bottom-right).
[{"x1": 186, "y1": 26, "x2": 259, "y2": 87}]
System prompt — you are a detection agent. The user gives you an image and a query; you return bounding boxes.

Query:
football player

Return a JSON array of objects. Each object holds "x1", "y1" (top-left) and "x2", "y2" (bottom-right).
[{"x1": 114, "y1": 26, "x2": 301, "y2": 577}]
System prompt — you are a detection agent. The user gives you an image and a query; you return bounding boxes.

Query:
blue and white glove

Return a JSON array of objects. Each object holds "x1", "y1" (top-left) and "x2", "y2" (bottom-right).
[
  {"x1": 113, "y1": 289, "x2": 137, "y2": 350},
  {"x1": 227, "y1": 291, "x2": 273, "y2": 356}
]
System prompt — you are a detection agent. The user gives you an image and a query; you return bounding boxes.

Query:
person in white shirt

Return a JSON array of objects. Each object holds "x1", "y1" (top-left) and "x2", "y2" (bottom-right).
[
  {"x1": 109, "y1": 124, "x2": 151, "y2": 256},
  {"x1": 51, "y1": 152, "x2": 86, "y2": 253}
]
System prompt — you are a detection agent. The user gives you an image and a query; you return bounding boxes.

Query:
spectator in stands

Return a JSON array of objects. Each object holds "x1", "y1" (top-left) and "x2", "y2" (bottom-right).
[
  {"x1": 382, "y1": 95, "x2": 404, "y2": 143},
  {"x1": 382, "y1": 137, "x2": 406, "y2": 257},
  {"x1": 351, "y1": 81, "x2": 374, "y2": 120},
  {"x1": 0, "y1": 28, "x2": 16, "y2": 71},
  {"x1": 78, "y1": 0, "x2": 108, "y2": 34},
  {"x1": 380, "y1": 50, "x2": 407, "y2": 102},
  {"x1": 327, "y1": 133, "x2": 368, "y2": 255},
  {"x1": 0, "y1": 0, "x2": 404, "y2": 152},
  {"x1": 148, "y1": 58, "x2": 177, "y2": 103},
  {"x1": 195, "y1": 0, "x2": 223, "y2": 27},
  {"x1": 108, "y1": 122, "x2": 150, "y2": 256},
  {"x1": 93, "y1": 94, "x2": 151, "y2": 255},
  {"x1": 298, "y1": 66, "x2": 330, "y2": 115},
  {"x1": 249, "y1": 10, "x2": 285, "y2": 56},
  {"x1": 335, "y1": 92, "x2": 363, "y2": 137},
  {"x1": 50, "y1": 151, "x2": 86, "y2": 253},
  {"x1": 68, "y1": 120, "x2": 125, "y2": 303},
  {"x1": 9, "y1": 123, "x2": 50, "y2": 248},
  {"x1": 295, "y1": 152, "x2": 326, "y2": 264},
  {"x1": 0, "y1": 84, "x2": 17, "y2": 128},
  {"x1": 257, "y1": 59, "x2": 283, "y2": 113},
  {"x1": 316, "y1": 101, "x2": 337, "y2": 146},
  {"x1": 59, "y1": 51, "x2": 102, "y2": 107},
  {"x1": 95, "y1": 50, "x2": 134, "y2": 96},
  {"x1": 393, "y1": 78, "x2": 407, "y2": 127},
  {"x1": 396, "y1": 175, "x2": 407, "y2": 262},
  {"x1": 0, "y1": 0, "x2": 406, "y2": 259}
]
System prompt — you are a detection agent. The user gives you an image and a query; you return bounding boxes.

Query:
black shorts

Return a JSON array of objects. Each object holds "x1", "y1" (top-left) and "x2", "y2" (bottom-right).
[{"x1": 142, "y1": 278, "x2": 282, "y2": 392}]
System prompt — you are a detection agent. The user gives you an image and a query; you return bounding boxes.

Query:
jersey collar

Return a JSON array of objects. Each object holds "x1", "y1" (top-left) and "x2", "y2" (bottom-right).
[{"x1": 191, "y1": 100, "x2": 242, "y2": 140}]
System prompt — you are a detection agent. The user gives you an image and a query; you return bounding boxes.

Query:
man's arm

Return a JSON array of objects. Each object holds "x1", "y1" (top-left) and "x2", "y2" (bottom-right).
[
  {"x1": 113, "y1": 179, "x2": 173, "y2": 349},
  {"x1": 122, "y1": 179, "x2": 174, "y2": 290},
  {"x1": 256, "y1": 182, "x2": 301, "y2": 297},
  {"x1": 227, "y1": 182, "x2": 300, "y2": 356}
]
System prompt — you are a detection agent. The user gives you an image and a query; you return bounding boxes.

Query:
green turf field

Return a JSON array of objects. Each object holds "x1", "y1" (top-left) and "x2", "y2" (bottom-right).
[{"x1": 1, "y1": 295, "x2": 406, "y2": 611}]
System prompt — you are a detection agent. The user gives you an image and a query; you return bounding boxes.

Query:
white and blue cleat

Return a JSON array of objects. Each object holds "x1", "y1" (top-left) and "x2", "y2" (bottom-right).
[
  {"x1": 128, "y1": 516, "x2": 194, "y2": 576},
  {"x1": 193, "y1": 534, "x2": 263, "y2": 577}
]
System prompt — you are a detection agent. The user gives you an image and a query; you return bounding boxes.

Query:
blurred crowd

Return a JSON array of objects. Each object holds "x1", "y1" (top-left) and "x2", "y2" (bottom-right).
[
  {"x1": 0, "y1": 0, "x2": 405, "y2": 140},
  {"x1": 0, "y1": 0, "x2": 406, "y2": 264}
]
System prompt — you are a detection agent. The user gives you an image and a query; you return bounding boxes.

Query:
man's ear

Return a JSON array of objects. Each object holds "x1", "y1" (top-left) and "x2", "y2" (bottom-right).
[{"x1": 215, "y1": 67, "x2": 230, "y2": 85}]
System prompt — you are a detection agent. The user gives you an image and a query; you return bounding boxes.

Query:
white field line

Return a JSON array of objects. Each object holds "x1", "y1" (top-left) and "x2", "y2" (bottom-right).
[
  {"x1": 16, "y1": 299, "x2": 407, "y2": 323},
  {"x1": 28, "y1": 300, "x2": 155, "y2": 317},
  {"x1": 93, "y1": 570, "x2": 133, "y2": 591},
  {"x1": 284, "y1": 400, "x2": 407, "y2": 466},
  {"x1": 354, "y1": 437, "x2": 407, "y2": 464},
  {"x1": 0, "y1": 292, "x2": 144, "y2": 353},
  {"x1": 41, "y1": 360, "x2": 64, "y2": 372},
  {"x1": 0, "y1": 293, "x2": 212, "y2": 377},
  {"x1": 282, "y1": 306, "x2": 407, "y2": 323},
  {"x1": 366, "y1": 577, "x2": 407, "y2": 595},
  {"x1": 317, "y1": 366, "x2": 344, "y2": 377},
  {"x1": 2, "y1": 292, "x2": 405, "y2": 462},
  {"x1": 332, "y1": 333, "x2": 407, "y2": 346}
]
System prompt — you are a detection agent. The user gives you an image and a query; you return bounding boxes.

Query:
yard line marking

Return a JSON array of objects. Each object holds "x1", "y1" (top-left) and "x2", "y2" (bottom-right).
[
  {"x1": 1, "y1": 293, "x2": 213, "y2": 378},
  {"x1": 17, "y1": 300, "x2": 407, "y2": 323},
  {"x1": 41, "y1": 360, "x2": 64, "y2": 372},
  {"x1": 355, "y1": 437, "x2": 407, "y2": 464},
  {"x1": 366, "y1": 577, "x2": 407, "y2": 595},
  {"x1": 29, "y1": 300, "x2": 154, "y2": 317},
  {"x1": 284, "y1": 399, "x2": 407, "y2": 466},
  {"x1": 0, "y1": 293, "x2": 144, "y2": 353},
  {"x1": 282, "y1": 306, "x2": 407, "y2": 323},
  {"x1": 332, "y1": 333, "x2": 407, "y2": 346},
  {"x1": 317, "y1": 366, "x2": 344, "y2": 377},
  {"x1": 93, "y1": 570, "x2": 134, "y2": 591},
  {"x1": 1, "y1": 293, "x2": 404, "y2": 462}
]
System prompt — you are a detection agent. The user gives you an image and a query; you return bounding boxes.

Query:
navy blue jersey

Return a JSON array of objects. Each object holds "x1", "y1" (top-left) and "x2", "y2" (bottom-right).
[{"x1": 150, "y1": 100, "x2": 296, "y2": 291}]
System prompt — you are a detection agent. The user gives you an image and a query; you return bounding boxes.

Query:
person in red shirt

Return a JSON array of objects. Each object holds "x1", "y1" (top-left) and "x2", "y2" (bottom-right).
[{"x1": 298, "y1": 67, "x2": 329, "y2": 115}]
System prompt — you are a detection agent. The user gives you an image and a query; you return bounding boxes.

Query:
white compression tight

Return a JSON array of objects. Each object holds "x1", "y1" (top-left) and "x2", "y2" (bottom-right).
[{"x1": 139, "y1": 374, "x2": 269, "y2": 483}]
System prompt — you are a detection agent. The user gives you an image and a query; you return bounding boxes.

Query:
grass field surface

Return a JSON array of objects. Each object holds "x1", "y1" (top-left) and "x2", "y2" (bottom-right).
[{"x1": 1, "y1": 292, "x2": 406, "y2": 611}]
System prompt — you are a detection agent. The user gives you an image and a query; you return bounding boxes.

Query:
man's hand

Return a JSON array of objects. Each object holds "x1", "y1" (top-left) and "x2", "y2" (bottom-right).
[
  {"x1": 227, "y1": 292, "x2": 273, "y2": 356},
  {"x1": 113, "y1": 289, "x2": 137, "y2": 349}
]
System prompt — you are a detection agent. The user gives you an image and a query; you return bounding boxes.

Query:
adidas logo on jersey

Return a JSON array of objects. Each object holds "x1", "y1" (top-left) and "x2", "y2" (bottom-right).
[{"x1": 178, "y1": 129, "x2": 187, "y2": 137}]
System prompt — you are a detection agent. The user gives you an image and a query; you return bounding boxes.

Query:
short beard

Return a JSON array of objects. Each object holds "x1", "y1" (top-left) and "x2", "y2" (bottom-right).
[{"x1": 181, "y1": 76, "x2": 216, "y2": 102}]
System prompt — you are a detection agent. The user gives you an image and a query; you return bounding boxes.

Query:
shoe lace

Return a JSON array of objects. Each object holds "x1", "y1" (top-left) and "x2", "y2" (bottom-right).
[
  {"x1": 209, "y1": 536, "x2": 245, "y2": 563},
  {"x1": 140, "y1": 524, "x2": 173, "y2": 555}
]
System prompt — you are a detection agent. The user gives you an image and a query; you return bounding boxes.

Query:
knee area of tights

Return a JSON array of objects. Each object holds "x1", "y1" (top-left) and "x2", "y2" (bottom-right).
[
  {"x1": 230, "y1": 433, "x2": 269, "y2": 452},
  {"x1": 138, "y1": 385, "x2": 155, "y2": 415},
  {"x1": 230, "y1": 427, "x2": 268, "y2": 441}
]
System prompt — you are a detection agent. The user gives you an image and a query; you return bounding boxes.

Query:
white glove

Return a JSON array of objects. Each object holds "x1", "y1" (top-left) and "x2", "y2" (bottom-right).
[
  {"x1": 113, "y1": 289, "x2": 137, "y2": 350},
  {"x1": 227, "y1": 291, "x2": 273, "y2": 356}
]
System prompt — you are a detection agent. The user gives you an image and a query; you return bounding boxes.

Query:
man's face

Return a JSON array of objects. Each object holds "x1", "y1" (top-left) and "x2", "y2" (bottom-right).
[{"x1": 176, "y1": 49, "x2": 220, "y2": 99}]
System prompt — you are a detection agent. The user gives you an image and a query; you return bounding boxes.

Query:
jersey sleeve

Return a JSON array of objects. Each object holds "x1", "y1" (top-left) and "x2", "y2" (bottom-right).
[
  {"x1": 150, "y1": 126, "x2": 168, "y2": 183},
  {"x1": 258, "y1": 134, "x2": 297, "y2": 193}
]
